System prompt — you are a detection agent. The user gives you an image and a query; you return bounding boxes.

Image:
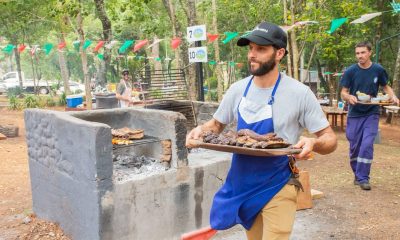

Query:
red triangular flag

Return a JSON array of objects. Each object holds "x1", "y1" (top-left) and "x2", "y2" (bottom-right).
[
  {"x1": 18, "y1": 44, "x2": 26, "y2": 53},
  {"x1": 207, "y1": 33, "x2": 219, "y2": 43},
  {"x1": 133, "y1": 39, "x2": 148, "y2": 52},
  {"x1": 58, "y1": 42, "x2": 67, "y2": 50},
  {"x1": 236, "y1": 63, "x2": 244, "y2": 68},
  {"x1": 181, "y1": 227, "x2": 217, "y2": 240},
  {"x1": 93, "y1": 41, "x2": 105, "y2": 52},
  {"x1": 171, "y1": 37, "x2": 181, "y2": 49}
]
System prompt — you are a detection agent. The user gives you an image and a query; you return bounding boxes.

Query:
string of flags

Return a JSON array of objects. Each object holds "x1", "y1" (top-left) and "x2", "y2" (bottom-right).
[{"x1": 1, "y1": 4, "x2": 399, "y2": 62}]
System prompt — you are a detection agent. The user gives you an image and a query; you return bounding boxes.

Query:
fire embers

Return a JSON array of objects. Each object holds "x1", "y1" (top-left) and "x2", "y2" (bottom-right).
[{"x1": 202, "y1": 129, "x2": 291, "y2": 149}]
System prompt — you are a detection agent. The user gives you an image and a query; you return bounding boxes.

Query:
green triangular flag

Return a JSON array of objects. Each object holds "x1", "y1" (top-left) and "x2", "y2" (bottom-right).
[
  {"x1": 222, "y1": 32, "x2": 239, "y2": 44},
  {"x1": 209, "y1": 60, "x2": 217, "y2": 65},
  {"x1": 2, "y1": 44, "x2": 16, "y2": 54},
  {"x1": 155, "y1": 57, "x2": 161, "y2": 61},
  {"x1": 97, "y1": 53, "x2": 104, "y2": 60},
  {"x1": 83, "y1": 40, "x2": 92, "y2": 50},
  {"x1": 327, "y1": 18, "x2": 347, "y2": 34},
  {"x1": 44, "y1": 43, "x2": 53, "y2": 55},
  {"x1": 324, "y1": 71, "x2": 333, "y2": 75},
  {"x1": 119, "y1": 40, "x2": 134, "y2": 54},
  {"x1": 229, "y1": 61, "x2": 236, "y2": 67},
  {"x1": 73, "y1": 40, "x2": 81, "y2": 51}
]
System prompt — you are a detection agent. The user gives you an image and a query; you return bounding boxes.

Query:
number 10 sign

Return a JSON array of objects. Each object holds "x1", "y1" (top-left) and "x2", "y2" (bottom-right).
[{"x1": 188, "y1": 47, "x2": 208, "y2": 63}]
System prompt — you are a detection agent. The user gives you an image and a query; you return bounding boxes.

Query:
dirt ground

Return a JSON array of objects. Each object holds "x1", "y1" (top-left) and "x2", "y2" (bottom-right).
[{"x1": 0, "y1": 107, "x2": 400, "y2": 240}]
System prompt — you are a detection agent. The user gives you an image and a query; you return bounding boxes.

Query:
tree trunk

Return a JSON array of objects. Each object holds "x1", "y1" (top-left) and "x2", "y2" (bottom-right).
[
  {"x1": 393, "y1": 33, "x2": 400, "y2": 96},
  {"x1": 151, "y1": 36, "x2": 162, "y2": 72},
  {"x1": 187, "y1": 0, "x2": 198, "y2": 100},
  {"x1": 289, "y1": 0, "x2": 299, "y2": 80},
  {"x1": 94, "y1": 0, "x2": 112, "y2": 87},
  {"x1": 374, "y1": 0, "x2": 384, "y2": 63},
  {"x1": 283, "y1": 0, "x2": 293, "y2": 77},
  {"x1": 13, "y1": 44, "x2": 23, "y2": 88},
  {"x1": 58, "y1": 36, "x2": 70, "y2": 95},
  {"x1": 163, "y1": 0, "x2": 181, "y2": 70},
  {"x1": 77, "y1": 7, "x2": 92, "y2": 109},
  {"x1": 212, "y1": 0, "x2": 223, "y2": 102}
]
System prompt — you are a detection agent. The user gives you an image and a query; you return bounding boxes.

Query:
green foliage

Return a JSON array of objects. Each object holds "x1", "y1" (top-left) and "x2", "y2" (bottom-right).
[
  {"x1": 46, "y1": 96, "x2": 57, "y2": 107},
  {"x1": 8, "y1": 95, "x2": 22, "y2": 110},
  {"x1": 149, "y1": 88, "x2": 162, "y2": 99},
  {"x1": 6, "y1": 87, "x2": 24, "y2": 97},
  {"x1": 24, "y1": 95, "x2": 39, "y2": 108},
  {"x1": 58, "y1": 92, "x2": 67, "y2": 106}
]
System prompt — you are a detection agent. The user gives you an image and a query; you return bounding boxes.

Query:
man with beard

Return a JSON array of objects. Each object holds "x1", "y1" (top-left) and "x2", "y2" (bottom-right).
[
  {"x1": 340, "y1": 41, "x2": 399, "y2": 191},
  {"x1": 186, "y1": 22, "x2": 337, "y2": 239}
]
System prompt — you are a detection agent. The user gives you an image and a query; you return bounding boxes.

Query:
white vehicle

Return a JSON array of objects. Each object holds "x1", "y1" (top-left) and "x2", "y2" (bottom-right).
[
  {"x1": 0, "y1": 82, "x2": 6, "y2": 95},
  {"x1": 1, "y1": 71, "x2": 52, "y2": 94},
  {"x1": 57, "y1": 81, "x2": 86, "y2": 95}
]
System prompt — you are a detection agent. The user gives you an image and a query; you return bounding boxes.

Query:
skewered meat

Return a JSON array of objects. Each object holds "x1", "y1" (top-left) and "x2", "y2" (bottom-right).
[{"x1": 111, "y1": 128, "x2": 144, "y2": 140}]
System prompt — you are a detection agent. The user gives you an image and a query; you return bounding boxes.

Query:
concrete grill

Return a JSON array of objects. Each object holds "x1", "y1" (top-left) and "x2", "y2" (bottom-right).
[{"x1": 24, "y1": 105, "x2": 231, "y2": 240}]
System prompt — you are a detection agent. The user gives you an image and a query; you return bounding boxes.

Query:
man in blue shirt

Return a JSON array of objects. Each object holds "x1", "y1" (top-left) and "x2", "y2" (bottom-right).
[{"x1": 340, "y1": 41, "x2": 399, "y2": 190}]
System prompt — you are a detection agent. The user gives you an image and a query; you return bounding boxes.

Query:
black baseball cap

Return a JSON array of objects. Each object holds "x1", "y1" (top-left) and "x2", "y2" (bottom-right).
[
  {"x1": 122, "y1": 69, "x2": 129, "y2": 75},
  {"x1": 237, "y1": 22, "x2": 287, "y2": 51}
]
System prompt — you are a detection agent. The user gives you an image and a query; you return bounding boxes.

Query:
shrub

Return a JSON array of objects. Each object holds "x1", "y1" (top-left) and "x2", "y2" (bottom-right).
[
  {"x1": 7, "y1": 86, "x2": 24, "y2": 98},
  {"x1": 46, "y1": 96, "x2": 56, "y2": 107},
  {"x1": 24, "y1": 95, "x2": 38, "y2": 108},
  {"x1": 58, "y1": 92, "x2": 66, "y2": 106},
  {"x1": 8, "y1": 95, "x2": 21, "y2": 110}
]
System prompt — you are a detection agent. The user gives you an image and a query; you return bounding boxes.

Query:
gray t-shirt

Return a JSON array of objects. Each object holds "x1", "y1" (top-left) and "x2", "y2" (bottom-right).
[{"x1": 213, "y1": 74, "x2": 329, "y2": 144}]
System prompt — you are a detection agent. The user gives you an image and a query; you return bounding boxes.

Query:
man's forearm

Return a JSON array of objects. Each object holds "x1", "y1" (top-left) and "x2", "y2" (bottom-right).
[
  {"x1": 313, "y1": 127, "x2": 337, "y2": 155},
  {"x1": 199, "y1": 118, "x2": 226, "y2": 134}
]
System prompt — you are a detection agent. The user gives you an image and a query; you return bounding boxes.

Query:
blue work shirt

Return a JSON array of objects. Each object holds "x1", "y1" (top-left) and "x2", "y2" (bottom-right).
[{"x1": 340, "y1": 63, "x2": 388, "y2": 117}]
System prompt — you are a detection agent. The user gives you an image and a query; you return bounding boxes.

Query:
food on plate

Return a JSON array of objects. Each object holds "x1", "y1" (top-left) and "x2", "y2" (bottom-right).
[{"x1": 201, "y1": 129, "x2": 291, "y2": 149}]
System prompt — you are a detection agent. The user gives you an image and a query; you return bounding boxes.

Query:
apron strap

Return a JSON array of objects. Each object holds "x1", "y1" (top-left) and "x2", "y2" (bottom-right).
[{"x1": 243, "y1": 74, "x2": 282, "y2": 105}]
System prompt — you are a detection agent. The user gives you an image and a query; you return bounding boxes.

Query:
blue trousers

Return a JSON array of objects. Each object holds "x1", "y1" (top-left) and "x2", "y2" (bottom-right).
[{"x1": 345, "y1": 114, "x2": 379, "y2": 183}]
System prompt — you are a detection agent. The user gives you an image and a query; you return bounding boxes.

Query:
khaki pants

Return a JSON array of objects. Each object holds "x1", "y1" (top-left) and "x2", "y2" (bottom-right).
[{"x1": 246, "y1": 184, "x2": 298, "y2": 240}]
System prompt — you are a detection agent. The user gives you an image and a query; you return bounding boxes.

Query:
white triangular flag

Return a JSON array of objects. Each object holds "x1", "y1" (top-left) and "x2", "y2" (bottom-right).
[
  {"x1": 146, "y1": 39, "x2": 164, "y2": 49},
  {"x1": 351, "y1": 12, "x2": 382, "y2": 24},
  {"x1": 105, "y1": 40, "x2": 118, "y2": 49}
]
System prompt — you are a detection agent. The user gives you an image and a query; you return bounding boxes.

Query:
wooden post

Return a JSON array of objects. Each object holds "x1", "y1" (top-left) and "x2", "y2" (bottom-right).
[{"x1": 297, "y1": 171, "x2": 313, "y2": 210}]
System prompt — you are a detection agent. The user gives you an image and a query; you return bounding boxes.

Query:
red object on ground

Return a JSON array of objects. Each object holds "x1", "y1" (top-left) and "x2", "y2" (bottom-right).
[{"x1": 181, "y1": 227, "x2": 217, "y2": 240}]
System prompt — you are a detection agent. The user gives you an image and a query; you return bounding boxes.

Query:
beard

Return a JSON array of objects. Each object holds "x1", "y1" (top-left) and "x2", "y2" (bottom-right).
[{"x1": 249, "y1": 51, "x2": 277, "y2": 76}]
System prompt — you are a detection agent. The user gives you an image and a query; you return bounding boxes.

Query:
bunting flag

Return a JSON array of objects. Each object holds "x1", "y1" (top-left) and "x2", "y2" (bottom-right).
[
  {"x1": 155, "y1": 57, "x2": 161, "y2": 61},
  {"x1": 30, "y1": 45, "x2": 38, "y2": 56},
  {"x1": 146, "y1": 39, "x2": 163, "y2": 49},
  {"x1": 133, "y1": 39, "x2": 148, "y2": 52},
  {"x1": 73, "y1": 40, "x2": 80, "y2": 51},
  {"x1": 236, "y1": 63, "x2": 244, "y2": 68},
  {"x1": 18, "y1": 44, "x2": 26, "y2": 53},
  {"x1": 295, "y1": 20, "x2": 319, "y2": 26},
  {"x1": 105, "y1": 40, "x2": 118, "y2": 49},
  {"x1": 97, "y1": 53, "x2": 104, "y2": 60},
  {"x1": 209, "y1": 60, "x2": 217, "y2": 65},
  {"x1": 207, "y1": 33, "x2": 219, "y2": 43},
  {"x1": 58, "y1": 42, "x2": 67, "y2": 50},
  {"x1": 83, "y1": 40, "x2": 92, "y2": 50},
  {"x1": 391, "y1": 1, "x2": 400, "y2": 13},
  {"x1": 44, "y1": 43, "x2": 53, "y2": 55},
  {"x1": 2, "y1": 44, "x2": 16, "y2": 54},
  {"x1": 93, "y1": 41, "x2": 104, "y2": 52},
  {"x1": 171, "y1": 37, "x2": 181, "y2": 49},
  {"x1": 119, "y1": 40, "x2": 134, "y2": 54},
  {"x1": 222, "y1": 32, "x2": 239, "y2": 44},
  {"x1": 327, "y1": 18, "x2": 347, "y2": 34},
  {"x1": 280, "y1": 25, "x2": 297, "y2": 32},
  {"x1": 228, "y1": 61, "x2": 236, "y2": 67},
  {"x1": 350, "y1": 12, "x2": 382, "y2": 24}
]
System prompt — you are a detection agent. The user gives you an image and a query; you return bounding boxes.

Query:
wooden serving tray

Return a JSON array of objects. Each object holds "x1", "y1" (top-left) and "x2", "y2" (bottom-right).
[
  {"x1": 188, "y1": 139, "x2": 301, "y2": 157},
  {"x1": 357, "y1": 101, "x2": 392, "y2": 106}
]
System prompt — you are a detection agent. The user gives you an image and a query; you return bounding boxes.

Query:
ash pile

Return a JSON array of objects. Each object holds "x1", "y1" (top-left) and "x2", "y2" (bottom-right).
[{"x1": 113, "y1": 154, "x2": 168, "y2": 182}]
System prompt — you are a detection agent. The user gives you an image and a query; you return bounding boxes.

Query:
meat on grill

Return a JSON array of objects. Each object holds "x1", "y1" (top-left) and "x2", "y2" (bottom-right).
[
  {"x1": 201, "y1": 129, "x2": 290, "y2": 149},
  {"x1": 111, "y1": 127, "x2": 144, "y2": 140}
]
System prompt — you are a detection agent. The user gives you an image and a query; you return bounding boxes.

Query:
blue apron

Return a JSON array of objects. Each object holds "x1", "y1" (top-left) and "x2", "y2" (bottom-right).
[{"x1": 210, "y1": 74, "x2": 291, "y2": 230}]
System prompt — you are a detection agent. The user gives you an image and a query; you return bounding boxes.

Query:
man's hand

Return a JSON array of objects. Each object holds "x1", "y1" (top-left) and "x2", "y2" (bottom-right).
[
  {"x1": 186, "y1": 126, "x2": 203, "y2": 148},
  {"x1": 292, "y1": 136, "x2": 316, "y2": 160},
  {"x1": 390, "y1": 95, "x2": 399, "y2": 106},
  {"x1": 347, "y1": 95, "x2": 358, "y2": 105}
]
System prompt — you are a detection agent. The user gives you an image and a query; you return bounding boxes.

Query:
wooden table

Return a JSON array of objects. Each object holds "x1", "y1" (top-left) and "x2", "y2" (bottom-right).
[
  {"x1": 384, "y1": 106, "x2": 400, "y2": 124},
  {"x1": 322, "y1": 106, "x2": 348, "y2": 131}
]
